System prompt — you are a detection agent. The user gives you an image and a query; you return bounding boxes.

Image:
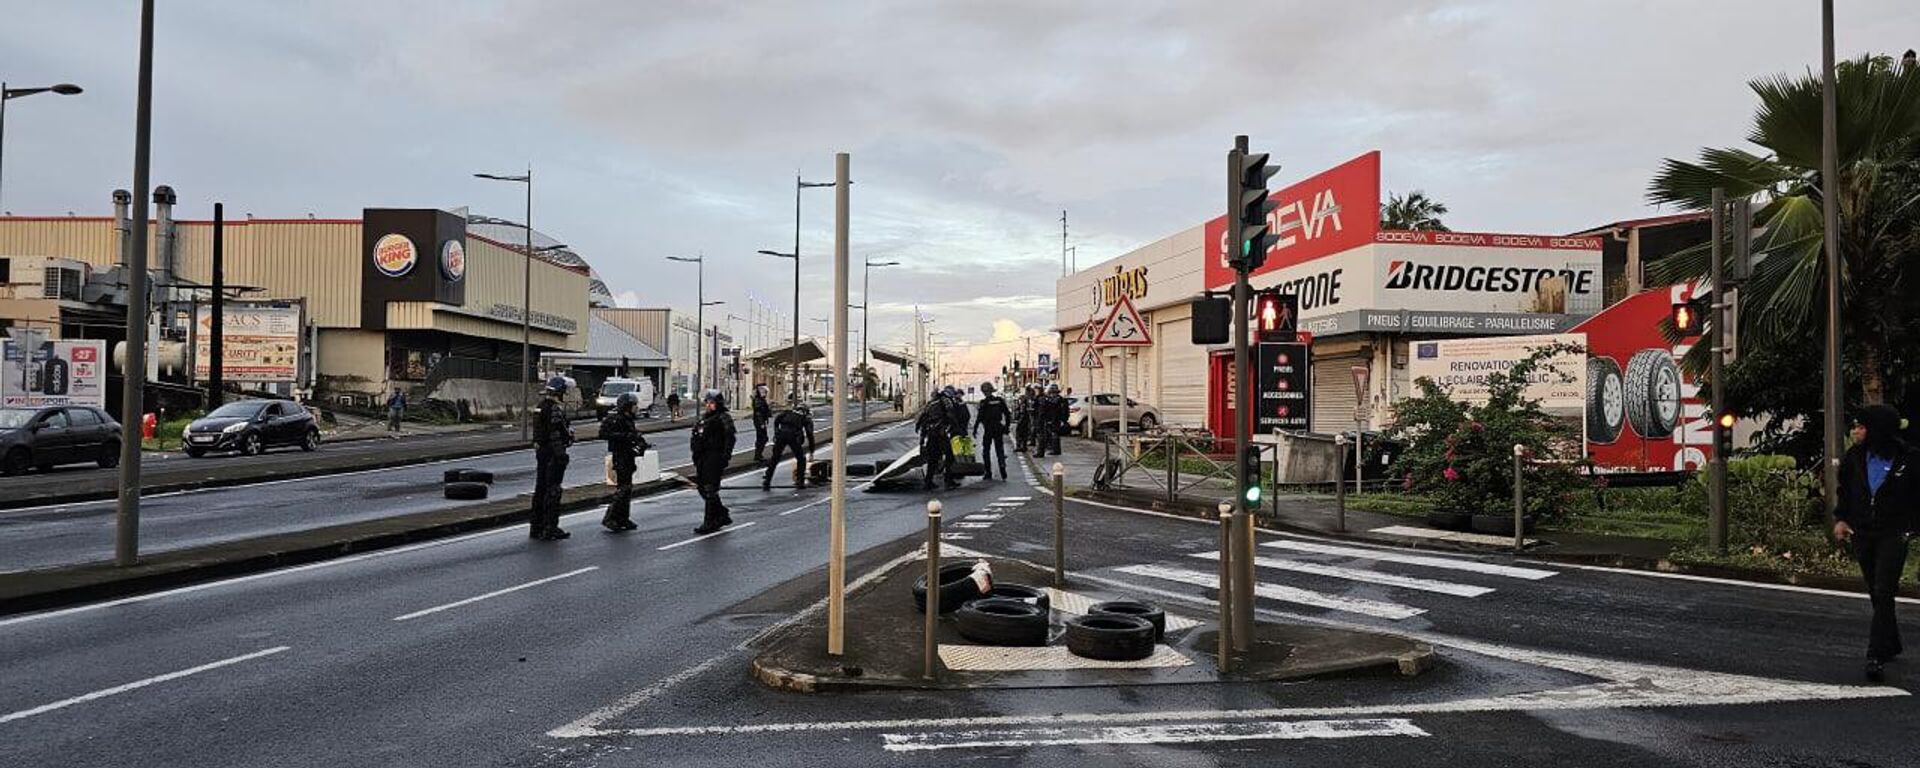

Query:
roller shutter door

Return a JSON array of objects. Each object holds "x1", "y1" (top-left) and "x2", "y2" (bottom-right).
[
  {"x1": 1312, "y1": 353, "x2": 1365, "y2": 434},
  {"x1": 1156, "y1": 319, "x2": 1208, "y2": 428}
]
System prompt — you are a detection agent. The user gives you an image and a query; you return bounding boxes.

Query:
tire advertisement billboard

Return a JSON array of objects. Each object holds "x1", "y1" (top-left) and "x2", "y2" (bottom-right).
[
  {"x1": 193, "y1": 303, "x2": 303, "y2": 383},
  {"x1": 1, "y1": 336, "x2": 107, "y2": 407},
  {"x1": 1569, "y1": 284, "x2": 1708, "y2": 471}
]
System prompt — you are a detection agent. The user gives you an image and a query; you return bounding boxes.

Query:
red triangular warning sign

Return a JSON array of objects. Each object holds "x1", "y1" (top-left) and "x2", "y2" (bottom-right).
[
  {"x1": 1079, "y1": 347, "x2": 1104, "y2": 369},
  {"x1": 1092, "y1": 295, "x2": 1152, "y2": 347}
]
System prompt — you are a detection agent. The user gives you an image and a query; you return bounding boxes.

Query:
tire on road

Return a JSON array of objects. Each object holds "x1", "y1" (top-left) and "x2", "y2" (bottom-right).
[
  {"x1": 1426, "y1": 508, "x2": 1471, "y2": 531},
  {"x1": 1089, "y1": 600, "x2": 1165, "y2": 642},
  {"x1": 843, "y1": 462, "x2": 877, "y2": 477},
  {"x1": 1585, "y1": 356, "x2": 1625, "y2": 445},
  {"x1": 443, "y1": 468, "x2": 495, "y2": 484},
  {"x1": 1623, "y1": 348, "x2": 1682, "y2": 439},
  {"x1": 2, "y1": 447, "x2": 30, "y2": 476},
  {"x1": 913, "y1": 562, "x2": 987, "y2": 614},
  {"x1": 301, "y1": 428, "x2": 321, "y2": 452},
  {"x1": 1063, "y1": 614, "x2": 1157, "y2": 661},
  {"x1": 952, "y1": 598, "x2": 1049, "y2": 647},
  {"x1": 97, "y1": 441, "x2": 121, "y2": 469},
  {"x1": 443, "y1": 481, "x2": 490, "y2": 500},
  {"x1": 980, "y1": 583, "x2": 1050, "y2": 613},
  {"x1": 184, "y1": 447, "x2": 207, "y2": 459}
]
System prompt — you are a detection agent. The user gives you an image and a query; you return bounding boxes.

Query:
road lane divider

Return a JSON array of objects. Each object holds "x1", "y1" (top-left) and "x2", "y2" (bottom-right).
[
  {"x1": 0, "y1": 645, "x2": 290, "y2": 725},
  {"x1": 392, "y1": 567, "x2": 599, "y2": 622}
]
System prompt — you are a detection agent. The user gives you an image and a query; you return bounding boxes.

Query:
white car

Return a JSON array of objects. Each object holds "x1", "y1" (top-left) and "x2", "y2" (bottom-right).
[
  {"x1": 1067, "y1": 393, "x2": 1160, "y2": 433},
  {"x1": 593, "y1": 377, "x2": 656, "y2": 418}
]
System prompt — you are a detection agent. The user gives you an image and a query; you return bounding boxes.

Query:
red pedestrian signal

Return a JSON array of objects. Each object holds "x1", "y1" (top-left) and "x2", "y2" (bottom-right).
[{"x1": 1254, "y1": 291, "x2": 1297, "y2": 342}]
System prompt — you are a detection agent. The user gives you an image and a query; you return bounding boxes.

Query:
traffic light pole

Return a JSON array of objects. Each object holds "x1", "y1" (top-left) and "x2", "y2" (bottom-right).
[
  {"x1": 1227, "y1": 134, "x2": 1255, "y2": 651},
  {"x1": 1709, "y1": 188, "x2": 1728, "y2": 555}
]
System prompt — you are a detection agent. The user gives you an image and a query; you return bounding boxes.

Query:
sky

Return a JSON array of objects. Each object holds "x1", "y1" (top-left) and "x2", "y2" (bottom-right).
[{"x1": 3, "y1": 1, "x2": 1915, "y2": 378}]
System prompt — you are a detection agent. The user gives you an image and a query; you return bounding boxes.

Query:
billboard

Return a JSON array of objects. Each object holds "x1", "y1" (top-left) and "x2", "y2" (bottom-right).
[
  {"x1": 1571, "y1": 285, "x2": 1708, "y2": 471},
  {"x1": 1255, "y1": 342, "x2": 1311, "y2": 432},
  {"x1": 2, "y1": 337, "x2": 107, "y2": 407},
  {"x1": 1203, "y1": 151, "x2": 1381, "y2": 290},
  {"x1": 194, "y1": 303, "x2": 303, "y2": 383},
  {"x1": 1408, "y1": 333, "x2": 1587, "y2": 418}
]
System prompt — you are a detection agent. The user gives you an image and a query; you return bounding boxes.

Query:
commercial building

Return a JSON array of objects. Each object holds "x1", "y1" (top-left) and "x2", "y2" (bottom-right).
[
  {"x1": 0, "y1": 195, "x2": 595, "y2": 416},
  {"x1": 1055, "y1": 151, "x2": 1608, "y2": 440}
]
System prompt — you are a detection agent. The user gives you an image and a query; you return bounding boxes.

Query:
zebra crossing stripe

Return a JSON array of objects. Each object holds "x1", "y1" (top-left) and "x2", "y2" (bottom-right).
[
  {"x1": 1192, "y1": 552, "x2": 1494, "y2": 598},
  {"x1": 1114, "y1": 565, "x2": 1425, "y2": 620},
  {"x1": 880, "y1": 717, "x2": 1428, "y2": 752},
  {"x1": 1263, "y1": 540, "x2": 1557, "y2": 581}
]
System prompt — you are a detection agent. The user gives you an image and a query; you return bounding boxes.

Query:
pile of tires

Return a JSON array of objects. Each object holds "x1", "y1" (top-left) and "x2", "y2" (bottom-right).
[
  {"x1": 1063, "y1": 614, "x2": 1157, "y2": 661},
  {"x1": 912, "y1": 562, "x2": 989, "y2": 614},
  {"x1": 443, "y1": 467, "x2": 494, "y2": 500},
  {"x1": 952, "y1": 599, "x2": 1048, "y2": 646}
]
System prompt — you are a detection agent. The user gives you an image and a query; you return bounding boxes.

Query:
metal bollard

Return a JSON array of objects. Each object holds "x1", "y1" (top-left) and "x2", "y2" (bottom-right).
[
  {"x1": 1052, "y1": 462, "x2": 1067, "y2": 589},
  {"x1": 924, "y1": 499, "x2": 942, "y2": 681},
  {"x1": 1216, "y1": 502, "x2": 1234, "y2": 674},
  {"x1": 1511, "y1": 444, "x2": 1525, "y2": 552},
  {"x1": 1334, "y1": 433, "x2": 1348, "y2": 533}
]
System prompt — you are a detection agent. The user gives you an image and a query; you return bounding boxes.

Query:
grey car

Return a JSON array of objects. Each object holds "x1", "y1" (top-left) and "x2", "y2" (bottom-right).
[{"x1": 0, "y1": 405, "x2": 123, "y2": 476}]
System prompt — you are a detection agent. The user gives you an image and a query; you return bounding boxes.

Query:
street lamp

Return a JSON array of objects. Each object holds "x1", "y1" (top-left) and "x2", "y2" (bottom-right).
[
  {"x1": 474, "y1": 168, "x2": 537, "y2": 441},
  {"x1": 858, "y1": 258, "x2": 900, "y2": 419},
  {"x1": 667, "y1": 255, "x2": 726, "y2": 392},
  {"x1": 756, "y1": 174, "x2": 835, "y2": 404},
  {"x1": 0, "y1": 81, "x2": 83, "y2": 211}
]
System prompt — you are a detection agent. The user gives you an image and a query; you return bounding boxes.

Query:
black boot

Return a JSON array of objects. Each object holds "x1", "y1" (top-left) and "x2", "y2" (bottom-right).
[{"x1": 1867, "y1": 658, "x2": 1888, "y2": 682}]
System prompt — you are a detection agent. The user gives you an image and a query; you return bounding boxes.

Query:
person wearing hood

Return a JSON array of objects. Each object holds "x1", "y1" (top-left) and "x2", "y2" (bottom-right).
[
  {"x1": 530, "y1": 376, "x2": 575, "y2": 541},
  {"x1": 1835, "y1": 404, "x2": 1917, "y2": 682},
  {"x1": 975, "y1": 381, "x2": 1011, "y2": 480},
  {"x1": 690, "y1": 390, "x2": 738, "y2": 535}
]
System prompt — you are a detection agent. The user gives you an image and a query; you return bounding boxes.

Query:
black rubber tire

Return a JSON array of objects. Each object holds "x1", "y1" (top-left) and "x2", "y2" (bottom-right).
[
  {"x1": 301, "y1": 429, "x2": 321, "y2": 452},
  {"x1": 185, "y1": 447, "x2": 206, "y2": 459},
  {"x1": 1137, "y1": 414, "x2": 1158, "y2": 432},
  {"x1": 1426, "y1": 508, "x2": 1472, "y2": 531},
  {"x1": 844, "y1": 462, "x2": 877, "y2": 477},
  {"x1": 1470, "y1": 513, "x2": 1536, "y2": 536},
  {"x1": 444, "y1": 481, "x2": 489, "y2": 500},
  {"x1": 1089, "y1": 600, "x2": 1165, "y2": 642},
  {"x1": 980, "y1": 583, "x2": 1050, "y2": 613},
  {"x1": 1063, "y1": 614, "x2": 1157, "y2": 661},
  {"x1": 1623, "y1": 348, "x2": 1682, "y2": 439},
  {"x1": 97, "y1": 442, "x2": 121, "y2": 469},
  {"x1": 1585, "y1": 357, "x2": 1625, "y2": 445},
  {"x1": 239, "y1": 433, "x2": 262, "y2": 457},
  {"x1": 443, "y1": 468, "x2": 495, "y2": 484},
  {"x1": 912, "y1": 562, "x2": 986, "y2": 614},
  {"x1": 2, "y1": 447, "x2": 29, "y2": 476},
  {"x1": 952, "y1": 598, "x2": 1049, "y2": 647}
]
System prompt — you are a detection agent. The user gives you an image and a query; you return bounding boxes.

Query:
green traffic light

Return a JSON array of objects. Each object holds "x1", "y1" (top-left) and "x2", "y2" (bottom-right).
[{"x1": 1245, "y1": 485, "x2": 1262, "y2": 504}]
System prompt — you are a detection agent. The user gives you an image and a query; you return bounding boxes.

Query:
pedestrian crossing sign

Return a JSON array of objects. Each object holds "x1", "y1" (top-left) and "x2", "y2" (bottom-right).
[
  {"x1": 1092, "y1": 295, "x2": 1153, "y2": 346},
  {"x1": 1080, "y1": 348, "x2": 1103, "y2": 369}
]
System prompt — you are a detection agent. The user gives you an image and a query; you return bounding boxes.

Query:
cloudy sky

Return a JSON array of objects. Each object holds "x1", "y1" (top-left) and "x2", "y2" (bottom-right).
[{"x1": 3, "y1": 1, "x2": 1914, "y2": 375}]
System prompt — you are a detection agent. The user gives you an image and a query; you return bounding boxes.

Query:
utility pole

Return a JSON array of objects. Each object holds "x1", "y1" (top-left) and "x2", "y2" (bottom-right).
[
  {"x1": 116, "y1": 0, "x2": 157, "y2": 567},
  {"x1": 1060, "y1": 210, "x2": 1069, "y2": 277},
  {"x1": 827, "y1": 152, "x2": 851, "y2": 656},
  {"x1": 209, "y1": 202, "x2": 225, "y2": 408},
  {"x1": 1818, "y1": 0, "x2": 1843, "y2": 523},
  {"x1": 1709, "y1": 189, "x2": 1728, "y2": 554}
]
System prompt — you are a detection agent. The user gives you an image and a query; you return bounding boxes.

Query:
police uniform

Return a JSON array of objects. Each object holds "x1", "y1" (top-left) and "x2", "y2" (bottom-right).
[
  {"x1": 763, "y1": 406, "x2": 817, "y2": 490},
  {"x1": 600, "y1": 401, "x2": 649, "y2": 531},
  {"x1": 530, "y1": 388, "x2": 575, "y2": 540},
  {"x1": 975, "y1": 387, "x2": 1011, "y2": 480}
]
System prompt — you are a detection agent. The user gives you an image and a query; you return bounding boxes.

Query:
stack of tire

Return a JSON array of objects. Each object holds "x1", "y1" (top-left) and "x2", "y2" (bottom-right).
[
  {"x1": 443, "y1": 468, "x2": 494, "y2": 500},
  {"x1": 917, "y1": 563, "x2": 1165, "y2": 662},
  {"x1": 1062, "y1": 601, "x2": 1163, "y2": 662}
]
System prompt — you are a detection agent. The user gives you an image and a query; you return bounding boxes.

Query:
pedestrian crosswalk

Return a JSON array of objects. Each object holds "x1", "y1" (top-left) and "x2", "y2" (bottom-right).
[
  {"x1": 942, "y1": 496, "x2": 1031, "y2": 541},
  {"x1": 1112, "y1": 537, "x2": 1559, "y2": 623}
]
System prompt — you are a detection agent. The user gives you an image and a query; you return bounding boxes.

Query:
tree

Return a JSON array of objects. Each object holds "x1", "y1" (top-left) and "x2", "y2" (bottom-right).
[
  {"x1": 1647, "y1": 55, "x2": 1920, "y2": 406},
  {"x1": 850, "y1": 362, "x2": 881, "y2": 402},
  {"x1": 1381, "y1": 190, "x2": 1451, "y2": 231}
]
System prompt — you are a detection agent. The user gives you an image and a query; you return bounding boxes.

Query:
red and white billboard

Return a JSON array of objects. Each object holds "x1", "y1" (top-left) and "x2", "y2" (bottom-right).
[
  {"x1": 1204, "y1": 151, "x2": 1381, "y2": 291},
  {"x1": 1571, "y1": 284, "x2": 1710, "y2": 471}
]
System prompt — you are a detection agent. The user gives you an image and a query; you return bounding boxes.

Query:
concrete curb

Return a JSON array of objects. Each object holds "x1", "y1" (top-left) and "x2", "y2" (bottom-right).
[{"x1": 0, "y1": 417, "x2": 904, "y2": 617}]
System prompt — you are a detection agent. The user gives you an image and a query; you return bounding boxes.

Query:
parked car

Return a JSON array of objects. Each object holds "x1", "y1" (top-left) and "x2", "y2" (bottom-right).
[
  {"x1": 0, "y1": 405, "x2": 123, "y2": 475},
  {"x1": 184, "y1": 400, "x2": 320, "y2": 457},
  {"x1": 1067, "y1": 393, "x2": 1161, "y2": 433},
  {"x1": 593, "y1": 377, "x2": 656, "y2": 419}
]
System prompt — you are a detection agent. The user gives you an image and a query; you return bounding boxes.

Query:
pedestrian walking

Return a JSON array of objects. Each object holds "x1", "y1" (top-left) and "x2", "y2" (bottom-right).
[
  {"x1": 751, "y1": 384, "x2": 773, "y2": 462},
  {"x1": 666, "y1": 390, "x2": 683, "y2": 421},
  {"x1": 975, "y1": 381, "x2": 1010, "y2": 480},
  {"x1": 1835, "y1": 404, "x2": 1917, "y2": 682},
  {"x1": 600, "y1": 392, "x2": 650, "y2": 532},
  {"x1": 530, "y1": 376, "x2": 575, "y2": 541},
  {"x1": 690, "y1": 390, "x2": 737, "y2": 535},
  {"x1": 916, "y1": 389, "x2": 956, "y2": 490},
  {"x1": 762, "y1": 400, "x2": 817, "y2": 490},
  {"x1": 385, "y1": 388, "x2": 407, "y2": 433}
]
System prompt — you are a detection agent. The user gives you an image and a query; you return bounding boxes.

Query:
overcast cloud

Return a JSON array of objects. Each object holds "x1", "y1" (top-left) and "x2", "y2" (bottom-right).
[{"x1": 3, "y1": 1, "x2": 1914, "y2": 373}]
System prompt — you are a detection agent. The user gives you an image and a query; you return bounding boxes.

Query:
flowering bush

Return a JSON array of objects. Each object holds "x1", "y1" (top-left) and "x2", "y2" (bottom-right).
[{"x1": 1385, "y1": 343, "x2": 1591, "y2": 520}]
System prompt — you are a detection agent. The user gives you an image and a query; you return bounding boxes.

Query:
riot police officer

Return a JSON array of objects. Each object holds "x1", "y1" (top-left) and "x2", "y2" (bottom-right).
[
  {"x1": 531, "y1": 376, "x2": 575, "y2": 541},
  {"x1": 1034, "y1": 383, "x2": 1064, "y2": 457},
  {"x1": 691, "y1": 390, "x2": 737, "y2": 535},
  {"x1": 763, "y1": 400, "x2": 817, "y2": 490},
  {"x1": 916, "y1": 389, "x2": 955, "y2": 490},
  {"x1": 751, "y1": 384, "x2": 773, "y2": 462},
  {"x1": 1013, "y1": 385, "x2": 1034, "y2": 452},
  {"x1": 601, "y1": 392, "x2": 650, "y2": 532},
  {"x1": 975, "y1": 382, "x2": 1011, "y2": 480}
]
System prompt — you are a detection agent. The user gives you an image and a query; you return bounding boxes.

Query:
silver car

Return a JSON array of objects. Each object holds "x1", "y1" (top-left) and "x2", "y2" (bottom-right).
[{"x1": 1066, "y1": 393, "x2": 1160, "y2": 433}]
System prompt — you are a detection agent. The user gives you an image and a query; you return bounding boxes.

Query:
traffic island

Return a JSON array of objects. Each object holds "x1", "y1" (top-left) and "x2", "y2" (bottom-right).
[{"x1": 748, "y1": 553, "x2": 1432, "y2": 693}]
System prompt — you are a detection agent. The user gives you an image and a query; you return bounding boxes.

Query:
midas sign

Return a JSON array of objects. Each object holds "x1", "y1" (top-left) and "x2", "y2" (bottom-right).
[
  {"x1": 1100, "y1": 265, "x2": 1149, "y2": 306},
  {"x1": 1205, "y1": 151, "x2": 1381, "y2": 290}
]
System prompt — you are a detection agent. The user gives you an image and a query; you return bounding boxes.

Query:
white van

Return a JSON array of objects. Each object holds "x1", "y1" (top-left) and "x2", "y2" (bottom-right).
[{"x1": 594, "y1": 377, "x2": 657, "y2": 418}]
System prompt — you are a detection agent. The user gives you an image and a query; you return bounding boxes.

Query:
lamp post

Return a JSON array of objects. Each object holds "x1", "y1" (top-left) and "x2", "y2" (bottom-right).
[
  {"x1": 0, "y1": 81, "x2": 83, "y2": 211},
  {"x1": 858, "y1": 259, "x2": 900, "y2": 420},
  {"x1": 757, "y1": 174, "x2": 835, "y2": 405},
  {"x1": 667, "y1": 255, "x2": 726, "y2": 392},
  {"x1": 474, "y1": 168, "x2": 535, "y2": 441},
  {"x1": 113, "y1": 3, "x2": 152, "y2": 568}
]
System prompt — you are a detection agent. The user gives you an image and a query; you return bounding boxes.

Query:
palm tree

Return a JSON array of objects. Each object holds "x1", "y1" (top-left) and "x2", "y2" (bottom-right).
[
  {"x1": 1647, "y1": 54, "x2": 1920, "y2": 404},
  {"x1": 1381, "y1": 190, "x2": 1451, "y2": 231},
  {"x1": 850, "y1": 362, "x2": 880, "y2": 402}
]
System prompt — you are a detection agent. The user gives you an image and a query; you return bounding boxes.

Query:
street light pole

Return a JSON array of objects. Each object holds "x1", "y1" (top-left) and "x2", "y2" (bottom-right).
[
  {"x1": 1819, "y1": 0, "x2": 1843, "y2": 521},
  {"x1": 861, "y1": 258, "x2": 899, "y2": 421},
  {"x1": 115, "y1": 0, "x2": 155, "y2": 567},
  {"x1": 474, "y1": 168, "x2": 535, "y2": 441},
  {"x1": 0, "y1": 80, "x2": 84, "y2": 211}
]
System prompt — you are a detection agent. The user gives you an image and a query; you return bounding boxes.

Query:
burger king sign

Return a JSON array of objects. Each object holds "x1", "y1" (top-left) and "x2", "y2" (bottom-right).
[
  {"x1": 440, "y1": 239, "x2": 466, "y2": 282},
  {"x1": 372, "y1": 233, "x2": 417, "y2": 277}
]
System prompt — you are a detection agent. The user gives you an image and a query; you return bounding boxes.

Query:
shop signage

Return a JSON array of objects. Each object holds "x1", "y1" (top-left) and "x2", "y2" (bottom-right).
[
  {"x1": 1092, "y1": 295, "x2": 1153, "y2": 347},
  {"x1": 1, "y1": 337, "x2": 106, "y2": 407},
  {"x1": 1204, "y1": 151, "x2": 1381, "y2": 290},
  {"x1": 1300, "y1": 309, "x2": 1581, "y2": 338},
  {"x1": 482, "y1": 303, "x2": 580, "y2": 334},
  {"x1": 194, "y1": 303, "x2": 302, "y2": 383},
  {"x1": 1255, "y1": 341, "x2": 1310, "y2": 431},
  {"x1": 440, "y1": 239, "x2": 467, "y2": 282},
  {"x1": 1100, "y1": 265, "x2": 1149, "y2": 307},
  {"x1": 1407, "y1": 333, "x2": 1585, "y2": 415},
  {"x1": 372, "y1": 233, "x2": 418, "y2": 277}
]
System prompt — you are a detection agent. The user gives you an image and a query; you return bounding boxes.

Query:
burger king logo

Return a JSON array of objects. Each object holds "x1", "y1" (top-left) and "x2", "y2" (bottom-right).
[
  {"x1": 373, "y1": 234, "x2": 417, "y2": 277},
  {"x1": 440, "y1": 239, "x2": 466, "y2": 282}
]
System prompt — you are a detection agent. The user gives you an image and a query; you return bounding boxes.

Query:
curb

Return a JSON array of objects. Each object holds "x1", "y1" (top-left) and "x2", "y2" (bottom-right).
[{"x1": 0, "y1": 417, "x2": 904, "y2": 617}]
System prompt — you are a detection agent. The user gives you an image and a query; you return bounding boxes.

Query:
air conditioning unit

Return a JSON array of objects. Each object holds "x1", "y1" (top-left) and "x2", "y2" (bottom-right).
[{"x1": 0, "y1": 256, "x2": 89, "y2": 301}]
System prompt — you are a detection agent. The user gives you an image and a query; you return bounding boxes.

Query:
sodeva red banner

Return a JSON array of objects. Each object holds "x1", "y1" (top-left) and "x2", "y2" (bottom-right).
[{"x1": 1204, "y1": 150, "x2": 1380, "y2": 291}]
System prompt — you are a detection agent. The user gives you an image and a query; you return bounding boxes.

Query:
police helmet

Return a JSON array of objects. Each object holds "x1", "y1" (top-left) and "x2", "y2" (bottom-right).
[
  {"x1": 1046, "y1": 383, "x2": 1060, "y2": 394},
  {"x1": 702, "y1": 389, "x2": 726, "y2": 408},
  {"x1": 979, "y1": 381, "x2": 995, "y2": 395},
  {"x1": 543, "y1": 375, "x2": 570, "y2": 394},
  {"x1": 615, "y1": 392, "x2": 640, "y2": 412}
]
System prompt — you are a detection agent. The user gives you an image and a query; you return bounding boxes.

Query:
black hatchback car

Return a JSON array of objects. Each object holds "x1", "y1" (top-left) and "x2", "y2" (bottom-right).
[
  {"x1": 184, "y1": 400, "x2": 320, "y2": 457},
  {"x1": 0, "y1": 405, "x2": 124, "y2": 475}
]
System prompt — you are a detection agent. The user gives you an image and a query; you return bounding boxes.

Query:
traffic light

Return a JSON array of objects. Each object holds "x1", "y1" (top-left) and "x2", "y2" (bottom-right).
[
  {"x1": 1239, "y1": 444, "x2": 1264, "y2": 505},
  {"x1": 1227, "y1": 147, "x2": 1280, "y2": 272},
  {"x1": 1192, "y1": 295, "x2": 1231, "y2": 344},
  {"x1": 1254, "y1": 290, "x2": 1298, "y2": 342},
  {"x1": 1714, "y1": 410, "x2": 1736, "y2": 457},
  {"x1": 1671, "y1": 295, "x2": 1708, "y2": 336}
]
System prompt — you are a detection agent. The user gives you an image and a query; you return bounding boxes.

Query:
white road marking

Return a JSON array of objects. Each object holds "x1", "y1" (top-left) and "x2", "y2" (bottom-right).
[
  {"x1": 940, "y1": 533, "x2": 975, "y2": 540},
  {"x1": 547, "y1": 649, "x2": 737, "y2": 739},
  {"x1": 1192, "y1": 552, "x2": 1495, "y2": 598},
  {"x1": 997, "y1": 496, "x2": 1033, "y2": 502},
  {"x1": 392, "y1": 567, "x2": 599, "y2": 621},
  {"x1": 953, "y1": 522, "x2": 995, "y2": 529},
  {"x1": 1115, "y1": 564, "x2": 1424, "y2": 620},
  {"x1": 880, "y1": 718, "x2": 1428, "y2": 752},
  {"x1": 962, "y1": 514, "x2": 1003, "y2": 521},
  {"x1": 1372, "y1": 525, "x2": 1540, "y2": 547},
  {"x1": 0, "y1": 646, "x2": 290, "y2": 725},
  {"x1": 656, "y1": 522, "x2": 759, "y2": 550},
  {"x1": 1265, "y1": 539, "x2": 1558, "y2": 581},
  {"x1": 1543, "y1": 560, "x2": 1920, "y2": 604}
]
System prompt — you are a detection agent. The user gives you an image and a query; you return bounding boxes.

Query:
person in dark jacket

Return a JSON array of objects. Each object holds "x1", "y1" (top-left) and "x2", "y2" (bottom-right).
[
  {"x1": 600, "y1": 392, "x2": 650, "y2": 532},
  {"x1": 1033, "y1": 384, "x2": 1065, "y2": 457},
  {"x1": 690, "y1": 390, "x2": 737, "y2": 535},
  {"x1": 666, "y1": 390, "x2": 682, "y2": 421},
  {"x1": 751, "y1": 385, "x2": 773, "y2": 462},
  {"x1": 975, "y1": 382, "x2": 1011, "y2": 480},
  {"x1": 1835, "y1": 404, "x2": 1917, "y2": 681},
  {"x1": 530, "y1": 376, "x2": 575, "y2": 541},
  {"x1": 1013, "y1": 385, "x2": 1034, "y2": 452},
  {"x1": 916, "y1": 390, "x2": 956, "y2": 490},
  {"x1": 386, "y1": 389, "x2": 407, "y2": 432},
  {"x1": 763, "y1": 400, "x2": 817, "y2": 490}
]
